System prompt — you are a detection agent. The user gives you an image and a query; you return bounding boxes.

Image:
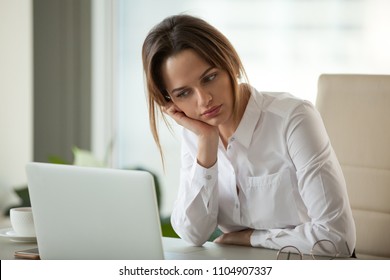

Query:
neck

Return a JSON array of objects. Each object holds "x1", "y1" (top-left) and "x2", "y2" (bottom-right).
[{"x1": 218, "y1": 84, "x2": 250, "y2": 148}]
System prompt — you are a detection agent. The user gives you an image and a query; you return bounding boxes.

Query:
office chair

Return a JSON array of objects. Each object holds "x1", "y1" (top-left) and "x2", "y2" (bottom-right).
[{"x1": 316, "y1": 74, "x2": 390, "y2": 259}]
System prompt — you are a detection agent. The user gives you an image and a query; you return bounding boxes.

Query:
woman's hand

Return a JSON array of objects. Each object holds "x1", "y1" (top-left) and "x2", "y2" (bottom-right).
[
  {"x1": 213, "y1": 229, "x2": 254, "y2": 246},
  {"x1": 163, "y1": 102, "x2": 219, "y2": 168},
  {"x1": 163, "y1": 102, "x2": 218, "y2": 138}
]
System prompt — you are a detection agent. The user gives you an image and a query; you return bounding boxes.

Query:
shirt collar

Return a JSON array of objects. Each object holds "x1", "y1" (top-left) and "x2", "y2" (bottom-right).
[{"x1": 233, "y1": 86, "x2": 263, "y2": 149}]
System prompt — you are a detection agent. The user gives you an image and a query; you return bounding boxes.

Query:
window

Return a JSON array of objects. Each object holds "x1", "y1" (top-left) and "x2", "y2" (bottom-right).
[{"x1": 94, "y1": 0, "x2": 390, "y2": 216}]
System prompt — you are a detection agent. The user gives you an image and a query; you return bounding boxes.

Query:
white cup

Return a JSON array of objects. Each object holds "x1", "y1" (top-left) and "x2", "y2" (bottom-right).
[{"x1": 10, "y1": 207, "x2": 36, "y2": 237}]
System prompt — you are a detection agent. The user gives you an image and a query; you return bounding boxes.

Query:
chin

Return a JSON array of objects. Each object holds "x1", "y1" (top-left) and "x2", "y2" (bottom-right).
[{"x1": 204, "y1": 118, "x2": 223, "y2": 127}]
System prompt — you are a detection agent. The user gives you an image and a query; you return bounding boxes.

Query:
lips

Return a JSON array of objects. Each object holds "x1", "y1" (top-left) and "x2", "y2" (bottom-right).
[{"x1": 202, "y1": 105, "x2": 222, "y2": 118}]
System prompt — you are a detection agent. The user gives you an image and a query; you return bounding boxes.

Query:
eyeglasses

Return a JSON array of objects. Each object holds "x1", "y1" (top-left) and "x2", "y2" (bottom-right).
[{"x1": 276, "y1": 239, "x2": 340, "y2": 260}]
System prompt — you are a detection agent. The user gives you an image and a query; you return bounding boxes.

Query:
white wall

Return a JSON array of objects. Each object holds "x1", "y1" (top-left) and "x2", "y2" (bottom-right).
[{"x1": 0, "y1": 0, "x2": 33, "y2": 212}]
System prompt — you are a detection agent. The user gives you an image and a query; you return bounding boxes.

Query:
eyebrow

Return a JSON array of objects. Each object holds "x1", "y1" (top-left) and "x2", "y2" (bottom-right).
[{"x1": 170, "y1": 66, "x2": 215, "y2": 95}]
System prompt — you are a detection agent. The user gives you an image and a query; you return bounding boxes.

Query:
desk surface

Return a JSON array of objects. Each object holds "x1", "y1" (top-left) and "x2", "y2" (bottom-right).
[
  {"x1": 0, "y1": 234, "x2": 277, "y2": 260},
  {"x1": 0, "y1": 215, "x2": 345, "y2": 260},
  {"x1": 163, "y1": 237, "x2": 277, "y2": 260},
  {"x1": 0, "y1": 214, "x2": 279, "y2": 260}
]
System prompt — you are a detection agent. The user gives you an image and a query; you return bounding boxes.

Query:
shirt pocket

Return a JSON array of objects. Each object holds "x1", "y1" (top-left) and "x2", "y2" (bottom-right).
[{"x1": 244, "y1": 169, "x2": 301, "y2": 229}]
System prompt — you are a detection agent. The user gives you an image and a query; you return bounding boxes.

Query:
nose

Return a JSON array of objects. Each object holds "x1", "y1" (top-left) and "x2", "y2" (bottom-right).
[{"x1": 196, "y1": 87, "x2": 212, "y2": 107}]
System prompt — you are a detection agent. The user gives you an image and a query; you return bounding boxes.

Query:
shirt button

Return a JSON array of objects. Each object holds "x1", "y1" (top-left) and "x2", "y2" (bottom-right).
[
  {"x1": 230, "y1": 137, "x2": 235, "y2": 142},
  {"x1": 235, "y1": 204, "x2": 239, "y2": 209},
  {"x1": 205, "y1": 175, "x2": 212, "y2": 180}
]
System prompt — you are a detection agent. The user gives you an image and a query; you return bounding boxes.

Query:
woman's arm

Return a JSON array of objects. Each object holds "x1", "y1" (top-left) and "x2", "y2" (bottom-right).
[
  {"x1": 170, "y1": 130, "x2": 220, "y2": 245},
  {"x1": 214, "y1": 228, "x2": 254, "y2": 246},
  {"x1": 250, "y1": 102, "x2": 356, "y2": 256},
  {"x1": 165, "y1": 102, "x2": 220, "y2": 245}
]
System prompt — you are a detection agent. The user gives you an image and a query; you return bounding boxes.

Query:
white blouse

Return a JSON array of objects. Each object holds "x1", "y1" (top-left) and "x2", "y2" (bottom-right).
[{"x1": 170, "y1": 87, "x2": 356, "y2": 256}]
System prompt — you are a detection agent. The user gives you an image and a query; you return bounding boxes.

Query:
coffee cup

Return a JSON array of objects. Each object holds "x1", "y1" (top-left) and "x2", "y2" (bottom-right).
[{"x1": 10, "y1": 207, "x2": 36, "y2": 237}]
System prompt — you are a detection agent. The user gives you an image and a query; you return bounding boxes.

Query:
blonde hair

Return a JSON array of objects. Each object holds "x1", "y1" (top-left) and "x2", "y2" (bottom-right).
[{"x1": 142, "y1": 14, "x2": 248, "y2": 163}]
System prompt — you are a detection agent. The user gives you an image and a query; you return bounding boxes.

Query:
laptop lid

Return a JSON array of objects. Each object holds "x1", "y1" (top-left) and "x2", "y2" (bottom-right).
[{"x1": 26, "y1": 162, "x2": 164, "y2": 260}]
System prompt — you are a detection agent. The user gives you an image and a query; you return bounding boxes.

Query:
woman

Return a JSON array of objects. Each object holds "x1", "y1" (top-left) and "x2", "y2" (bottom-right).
[{"x1": 142, "y1": 14, "x2": 356, "y2": 257}]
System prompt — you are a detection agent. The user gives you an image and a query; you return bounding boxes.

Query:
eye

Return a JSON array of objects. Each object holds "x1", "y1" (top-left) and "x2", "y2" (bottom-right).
[
  {"x1": 203, "y1": 73, "x2": 217, "y2": 83},
  {"x1": 176, "y1": 89, "x2": 191, "y2": 98}
]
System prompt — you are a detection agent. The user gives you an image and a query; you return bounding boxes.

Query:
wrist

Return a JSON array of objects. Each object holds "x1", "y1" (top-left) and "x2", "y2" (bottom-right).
[{"x1": 197, "y1": 134, "x2": 218, "y2": 168}]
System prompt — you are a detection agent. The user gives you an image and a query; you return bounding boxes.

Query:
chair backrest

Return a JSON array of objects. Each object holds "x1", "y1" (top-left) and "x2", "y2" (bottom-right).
[{"x1": 316, "y1": 74, "x2": 390, "y2": 259}]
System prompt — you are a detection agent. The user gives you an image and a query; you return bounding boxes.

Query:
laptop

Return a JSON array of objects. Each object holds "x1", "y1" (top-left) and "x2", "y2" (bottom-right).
[{"x1": 25, "y1": 162, "x2": 164, "y2": 260}]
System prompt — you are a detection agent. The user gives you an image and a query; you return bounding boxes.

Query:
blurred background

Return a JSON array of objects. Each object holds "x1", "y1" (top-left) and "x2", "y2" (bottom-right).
[{"x1": 1, "y1": 0, "x2": 390, "y2": 217}]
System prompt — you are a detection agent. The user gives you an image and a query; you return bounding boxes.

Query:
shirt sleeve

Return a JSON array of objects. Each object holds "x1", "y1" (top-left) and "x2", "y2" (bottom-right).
[
  {"x1": 250, "y1": 101, "x2": 356, "y2": 257},
  {"x1": 170, "y1": 129, "x2": 219, "y2": 246}
]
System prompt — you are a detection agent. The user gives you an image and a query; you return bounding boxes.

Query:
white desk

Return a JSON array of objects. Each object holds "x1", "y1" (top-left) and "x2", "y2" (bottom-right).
[
  {"x1": 0, "y1": 237, "x2": 277, "y2": 260},
  {"x1": 0, "y1": 214, "x2": 278, "y2": 260},
  {"x1": 0, "y1": 215, "x2": 345, "y2": 260},
  {"x1": 163, "y1": 237, "x2": 276, "y2": 260}
]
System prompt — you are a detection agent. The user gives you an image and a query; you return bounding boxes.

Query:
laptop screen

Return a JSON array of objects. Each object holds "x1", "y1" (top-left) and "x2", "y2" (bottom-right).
[{"x1": 26, "y1": 162, "x2": 164, "y2": 260}]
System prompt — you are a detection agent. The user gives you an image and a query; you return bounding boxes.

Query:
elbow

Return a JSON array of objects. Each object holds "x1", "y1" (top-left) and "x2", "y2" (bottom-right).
[
  {"x1": 172, "y1": 227, "x2": 209, "y2": 247},
  {"x1": 342, "y1": 218, "x2": 357, "y2": 256},
  {"x1": 316, "y1": 218, "x2": 356, "y2": 257},
  {"x1": 334, "y1": 210, "x2": 357, "y2": 256},
  {"x1": 184, "y1": 236, "x2": 208, "y2": 247},
  {"x1": 334, "y1": 230, "x2": 356, "y2": 257},
  {"x1": 171, "y1": 215, "x2": 216, "y2": 247},
  {"x1": 172, "y1": 221, "x2": 212, "y2": 247}
]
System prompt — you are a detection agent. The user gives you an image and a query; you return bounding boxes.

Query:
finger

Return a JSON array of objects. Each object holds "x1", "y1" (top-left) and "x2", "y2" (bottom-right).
[
  {"x1": 162, "y1": 101, "x2": 173, "y2": 114},
  {"x1": 163, "y1": 102, "x2": 182, "y2": 115}
]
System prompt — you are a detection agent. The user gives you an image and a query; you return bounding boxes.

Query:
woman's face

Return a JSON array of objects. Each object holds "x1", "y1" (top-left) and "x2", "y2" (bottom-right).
[{"x1": 161, "y1": 49, "x2": 234, "y2": 127}]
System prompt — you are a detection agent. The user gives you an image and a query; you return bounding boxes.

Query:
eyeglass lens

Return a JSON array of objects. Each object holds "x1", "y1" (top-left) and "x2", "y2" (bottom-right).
[
  {"x1": 277, "y1": 240, "x2": 339, "y2": 260},
  {"x1": 311, "y1": 239, "x2": 338, "y2": 260},
  {"x1": 277, "y1": 245, "x2": 303, "y2": 260}
]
